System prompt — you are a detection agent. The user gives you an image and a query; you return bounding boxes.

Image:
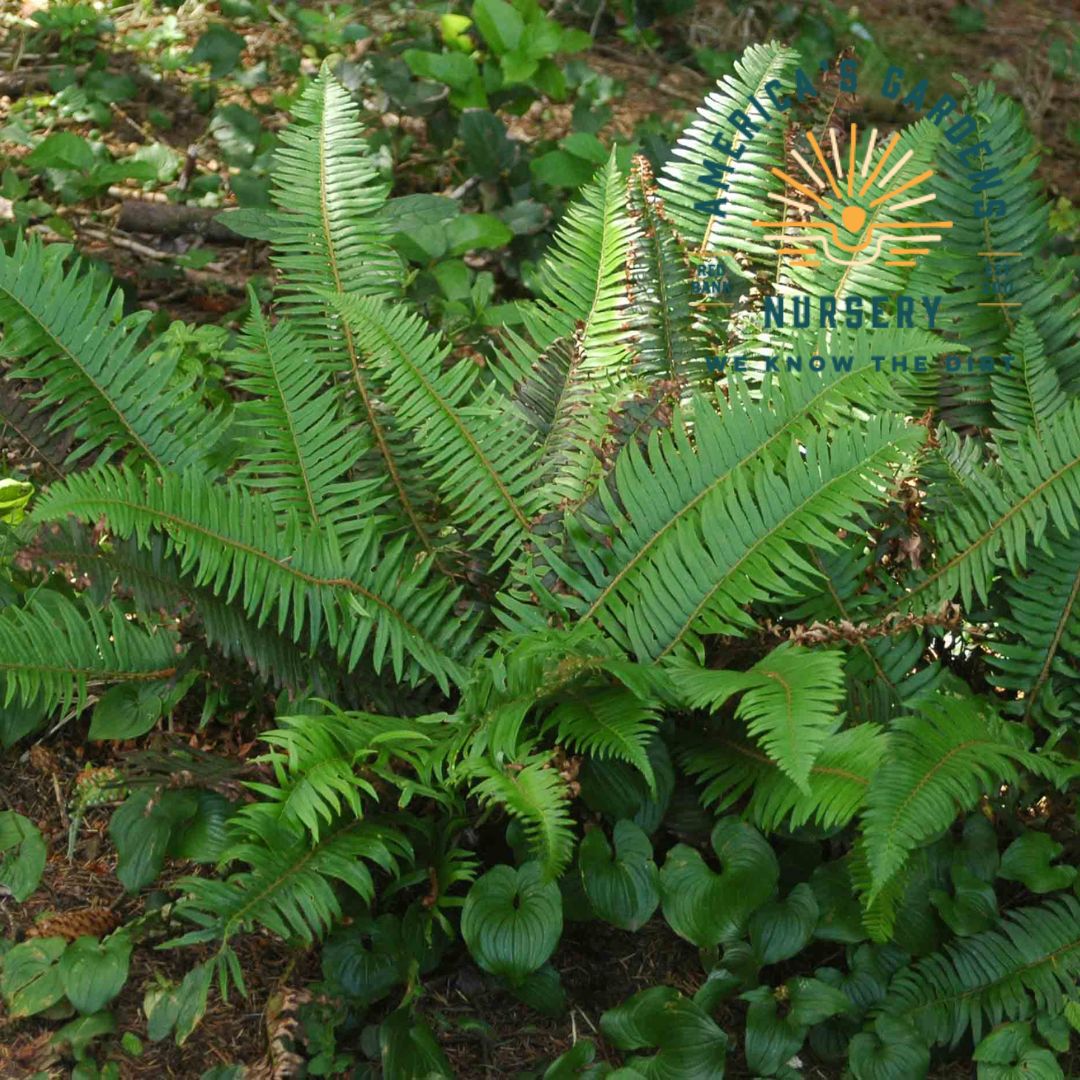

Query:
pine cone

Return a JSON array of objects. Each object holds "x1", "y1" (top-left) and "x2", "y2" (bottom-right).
[{"x1": 26, "y1": 907, "x2": 120, "y2": 942}]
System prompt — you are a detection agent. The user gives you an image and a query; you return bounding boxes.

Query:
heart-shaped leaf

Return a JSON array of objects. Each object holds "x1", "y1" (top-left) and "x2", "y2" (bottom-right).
[
  {"x1": 579, "y1": 821, "x2": 659, "y2": 932},
  {"x1": 59, "y1": 931, "x2": 132, "y2": 1014},
  {"x1": 849, "y1": 1015, "x2": 931, "y2": 1079},
  {"x1": 0, "y1": 937, "x2": 67, "y2": 1018},
  {"x1": 660, "y1": 819, "x2": 778, "y2": 948},
  {"x1": 601, "y1": 985, "x2": 728, "y2": 1078},
  {"x1": 998, "y1": 832, "x2": 1077, "y2": 894},
  {"x1": 461, "y1": 862, "x2": 562, "y2": 982},
  {"x1": 0, "y1": 810, "x2": 46, "y2": 901},
  {"x1": 749, "y1": 883, "x2": 819, "y2": 965}
]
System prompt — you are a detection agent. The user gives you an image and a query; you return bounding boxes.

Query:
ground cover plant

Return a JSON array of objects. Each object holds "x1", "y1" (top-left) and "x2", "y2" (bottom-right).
[{"x1": 1, "y1": 4, "x2": 1080, "y2": 1078}]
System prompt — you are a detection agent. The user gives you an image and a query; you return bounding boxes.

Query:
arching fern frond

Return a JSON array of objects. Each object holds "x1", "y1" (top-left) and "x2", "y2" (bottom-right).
[
  {"x1": 668, "y1": 644, "x2": 846, "y2": 792},
  {"x1": 271, "y1": 68, "x2": 442, "y2": 554},
  {"x1": 859, "y1": 690, "x2": 1043, "y2": 901},
  {"x1": 987, "y1": 529, "x2": 1080, "y2": 724},
  {"x1": 0, "y1": 235, "x2": 219, "y2": 471},
  {"x1": 0, "y1": 590, "x2": 182, "y2": 717},
  {"x1": 658, "y1": 41, "x2": 799, "y2": 260},
  {"x1": 170, "y1": 817, "x2": 412, "y2": 947},
  {"x1": 32, "y1": 466, "x2": 474, "y2": 690},
  {"x1": 991, "y1": 318, "x2": 1068, "y2": 440},
  {"x1": 569, "y1": 408, "x2": 924, "y2": 660},
  {"x1": 470, "y1": 752, "x2": 575, "y2": 880},
  {"x1": 897, "y1": 402, "x2": 1080, "y2": 613},
  {"x1": 678, "y1": 721, "x2": 884, "y2": 833},
  {"x1": 625, "y1": 154, "x2": 710, "y2": 392},
  {"x1": 882, "y1": 894, "x2": 1080, "y2": 1047}
]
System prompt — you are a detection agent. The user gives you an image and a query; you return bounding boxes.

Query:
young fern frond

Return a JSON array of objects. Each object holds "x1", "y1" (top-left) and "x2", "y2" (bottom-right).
[
  {"x1": 228, "y1": 303, "x2": 372, "y2": 533},
  {"x1": 470, "y1": 752, "x2": 575, "y2": 880},
  {"x1": 0, "y1": 590, "x2": 181, "y2": 717},
  {"x1": 679, "y1": 721, "x2": 884, "y2": 833},
  {"x1": 0, "y1": 235, "x2": 220, "y2": 471},
  {"x1": 882, "y1": 894, "x2": 1080, "y2": 1047},
  {"x1": 859, "y1": 691, "x2": 1042, "y2": 901},
  {"x1": 170, "y1": 818, "x2": 411, "y2": 947},
  {"x1": 32, "y1": 465, "x2": 474, "y2": 690},
  {"x1": 668, "y1": 645, "x2": 846, "y2": 793}
]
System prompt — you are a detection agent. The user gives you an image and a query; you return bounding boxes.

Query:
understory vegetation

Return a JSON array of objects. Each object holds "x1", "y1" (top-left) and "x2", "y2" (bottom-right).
[{"x1": 1, "y1": 3, "x2": 1079, "y2": 1078}]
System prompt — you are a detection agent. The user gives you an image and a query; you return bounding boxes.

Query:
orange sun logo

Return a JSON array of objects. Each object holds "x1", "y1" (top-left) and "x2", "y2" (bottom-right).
[{"x1": 753, "y1": 124, "x2": 952, "y2": 270}]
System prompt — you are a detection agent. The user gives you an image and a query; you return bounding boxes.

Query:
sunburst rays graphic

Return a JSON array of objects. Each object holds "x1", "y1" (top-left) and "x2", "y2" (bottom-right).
[{"x1": 753, "y1": 124, "x2": 952, "y2": 270}]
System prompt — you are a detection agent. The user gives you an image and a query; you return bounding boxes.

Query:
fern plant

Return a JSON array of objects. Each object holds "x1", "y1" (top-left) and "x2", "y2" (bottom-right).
[{"x1": 1, "y1": 43, "x2": 1078, "y2": 1077}]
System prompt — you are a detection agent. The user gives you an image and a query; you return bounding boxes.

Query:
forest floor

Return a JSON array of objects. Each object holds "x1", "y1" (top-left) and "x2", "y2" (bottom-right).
[{"x1": 1, "y1": 0, "x2": 1077, "y2": 1075}]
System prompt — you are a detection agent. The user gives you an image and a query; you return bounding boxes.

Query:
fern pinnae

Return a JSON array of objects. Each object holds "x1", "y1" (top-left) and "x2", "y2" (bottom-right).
[
  {"x1": 0, "y1": 235, "x2": 218, "y2": 471},
  {"x1": 32, "y1": 466, "x2": 473, "y2": 690},
  {"x1": 270, "y1": 68, "x2": 443, "y2": 555}
]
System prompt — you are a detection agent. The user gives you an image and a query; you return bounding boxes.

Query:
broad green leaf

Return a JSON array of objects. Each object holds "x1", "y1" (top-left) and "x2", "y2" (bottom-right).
[
  {"x1": 0, "y1": 810, "x2": 46, "y2": 901},
  {"x1": 600, "y1": 986, "x2": 728, "y2": 1078},
  {"x1": 167, "y1": 790, "x2": 232, "y2": 864},
  {"x1": 505, "y1": 961, "x2": 566, "y2": 1017},
  {"x1": 742, "y1": 988, "x2": 804, "y2": 1078},
  {"x1": 659, "y1": 819, "x2": 778, "y2": 948},
  {"x1": 472, "y1": 0, "x2": 524, "y2": 54},
  {"x1": 578, "y1": 821, "x2": 659, "y2": 932},
  {"x1": 461, "y1": 862, "x2": 562, "y2": 982},
  {"x1": 110, "y1": 788, "x2": 199, "y2": 891},
  {"x1": 190, "y1": 24, "x2": 246, "y2": 78},
  {"x1": 445, "y1": 213, "x2": 513, "y2": 254},
  {"x1": 89, "y1": 682, "x2": 164, "y2": 741},
  {"x1": 59, "y1": 932, "x2": 132, "y2": 1014},
  {"x1": 402, "y1": 49, "x2": 478, "y2": 91},
  {"x1": 50, "y1": 1011, "x2": 116, "y2": 1057},
  {"x1": 379, "y1": 1007, "x2": 454, "y2": 1078},
  {"x1": 0, "y1": 478, "x2": 33, "y2": 523},
  {"x1": 1, "y1": 937, "x2": 67, "y2": 1017},
  {"x1": 998, "y1": 832, "x2": 1077, "y2": 893},
  {"x1": 749, "y1": 883, "x2": 819, "y2": 965}
]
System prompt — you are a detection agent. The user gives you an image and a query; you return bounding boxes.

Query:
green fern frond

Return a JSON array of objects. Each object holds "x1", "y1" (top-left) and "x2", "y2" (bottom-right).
[
  {"x1": 270, "y1": 67, "x2": 401, "y2": 311},
  {"x1": 898, "y1": 402, "x2": 1080, "y2": 612},
  {"x1": 0, "y1": 590, "x2": 181, "y2": 717},
  {"x1": 991, "y1": 317, "x2": 1068, "y2": 439},
  {"x1": 32, "y1": 465, "x2": 474, "y2": 690},
  {"x1": 333, "y1": 294, "x2": 542, "y2": 565},
  {"x1": 882, "y1": 895, "x2": 1080, "y2": 1046},
  {"x1": 987, "y1": 529, "x2": 1080, "y2": 723},
  {"x1": 658, "y1": 41, "x2": 800, "y2": 259},
  {"x1": 543, "y1": 686, "x2": 659, "y2": 791},
  {"x1": 470, "y1": 752, "x2": 575, "y2": 879},
  {"x1": 170, "y1": 817, "x2": 411, "y2": 946},
  {"x1": 271, "y1": 68, "x2": 444, "y2": 553},
  {"x1": 0, "y1": 235, "x2": 219, "y2": 471},
  {"x1": 860, "y1": 690, "x2": 1038, "y2": 901},
  {"x1": 930, "y1": 82, "x2": 1080, "y2": 418},
  {"x1": 669, "y1": 644, "x2": 846, "y2": 792},
  {"x1": 229, "y1": 302, "x2": 372, "y2": 535},
  {"x1": 678, "y1": 722, "x2": 885, "y2": 833},
  {"x1": 625, "y1": 154, "x2": 710, "y2": 391},
  {"x1": 570, "y1": 406, "x2": 924, "y2": 659}
]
